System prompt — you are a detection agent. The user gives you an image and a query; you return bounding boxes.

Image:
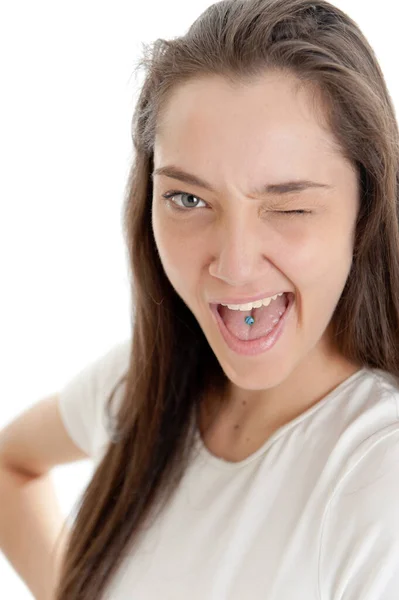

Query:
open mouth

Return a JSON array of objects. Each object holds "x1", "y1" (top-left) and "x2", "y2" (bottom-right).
[
  {"x1": 210, "y1": 291, "x2": 294, "y2": 343},
  {"x1": 220, "y1": 291, "x2": 290, "y2": 333}
]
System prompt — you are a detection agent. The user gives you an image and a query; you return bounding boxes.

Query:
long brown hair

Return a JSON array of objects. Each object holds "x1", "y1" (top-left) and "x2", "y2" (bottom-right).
[{"x1": 54, "y1": 1, "x2": 399, "y2": 597}]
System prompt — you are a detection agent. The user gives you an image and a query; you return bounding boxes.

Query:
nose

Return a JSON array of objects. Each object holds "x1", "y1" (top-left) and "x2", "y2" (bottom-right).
[{"x1": 208, "y1": 214, "x2": 274, "y2": 287}]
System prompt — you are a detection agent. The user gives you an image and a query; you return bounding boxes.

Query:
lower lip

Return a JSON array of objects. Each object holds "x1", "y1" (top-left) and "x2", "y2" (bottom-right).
[{"x1": 209, "y1": 293, "x2": 294, "y2": 356}]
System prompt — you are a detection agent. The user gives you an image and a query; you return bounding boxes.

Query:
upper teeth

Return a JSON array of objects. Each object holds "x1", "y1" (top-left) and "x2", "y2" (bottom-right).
[{"x1": 221, "y1": 292, "x2": 285, "y2": 311}]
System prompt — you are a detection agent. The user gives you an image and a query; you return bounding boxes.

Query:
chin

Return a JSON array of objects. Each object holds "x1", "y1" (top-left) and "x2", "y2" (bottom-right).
[{"x1": 214, "y1": 352, "x2": 294, "y2": 392}]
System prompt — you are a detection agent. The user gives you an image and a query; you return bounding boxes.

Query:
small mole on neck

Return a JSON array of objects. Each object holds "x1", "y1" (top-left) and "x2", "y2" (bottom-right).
[
  {"x1": 234, "y1": 424, "x2": 239, "y2": 429},
  {"x1": 242, "y1": 400, "x2": 247, "y2": 405}
]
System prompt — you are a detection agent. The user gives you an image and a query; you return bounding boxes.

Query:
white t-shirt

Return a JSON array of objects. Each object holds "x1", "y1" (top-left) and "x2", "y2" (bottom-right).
[{"x1": 58, "y1": 339, "x2": 399, "y2": 599}]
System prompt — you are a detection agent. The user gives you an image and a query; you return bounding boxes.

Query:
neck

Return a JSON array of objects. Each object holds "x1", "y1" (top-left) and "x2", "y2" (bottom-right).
[{"x1": 199, "y1": 341, "x2": 362, "y2": 440}]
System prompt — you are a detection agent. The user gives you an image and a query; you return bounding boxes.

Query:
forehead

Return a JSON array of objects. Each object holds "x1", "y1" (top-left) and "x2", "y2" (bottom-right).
[{"x1": 154, "y1": 72, "x2": 345, "y2": 182}]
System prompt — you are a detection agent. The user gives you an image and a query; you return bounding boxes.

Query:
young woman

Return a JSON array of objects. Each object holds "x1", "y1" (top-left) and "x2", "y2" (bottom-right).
[{"x1": 1, "y1": 0, "x2": 399, "y2": 598}]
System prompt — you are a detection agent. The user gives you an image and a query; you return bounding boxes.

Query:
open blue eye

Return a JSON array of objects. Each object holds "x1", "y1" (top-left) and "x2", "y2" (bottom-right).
[{"x1": 162, "y1": 191, "x2": 207, "y2": 211}]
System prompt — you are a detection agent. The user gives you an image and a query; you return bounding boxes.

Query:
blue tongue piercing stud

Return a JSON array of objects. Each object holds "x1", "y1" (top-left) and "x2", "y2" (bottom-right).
[{"x1": 245, "y1": 316, "x2": 255, "y2": 325}]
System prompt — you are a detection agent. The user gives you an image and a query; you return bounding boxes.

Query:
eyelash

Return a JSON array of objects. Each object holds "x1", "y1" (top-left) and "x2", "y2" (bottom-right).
[{"x1": 161, "y1": 190, "x2": 312, "y2": 216}]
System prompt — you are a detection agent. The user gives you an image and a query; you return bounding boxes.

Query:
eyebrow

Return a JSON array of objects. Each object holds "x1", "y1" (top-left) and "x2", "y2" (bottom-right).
[{"x1": 152, "y1": 165, "x2": 333, "y2": 196}]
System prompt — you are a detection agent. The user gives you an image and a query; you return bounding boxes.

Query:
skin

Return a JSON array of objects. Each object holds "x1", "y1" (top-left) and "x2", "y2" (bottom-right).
[{"x1": 151, "y1": 71, "x2": 361, "y2": 459}]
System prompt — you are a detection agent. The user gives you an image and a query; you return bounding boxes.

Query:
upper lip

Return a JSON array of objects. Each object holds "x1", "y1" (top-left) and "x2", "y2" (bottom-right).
[{"x1": 209, "y1": 291, "x2": 290, "y2": 305}]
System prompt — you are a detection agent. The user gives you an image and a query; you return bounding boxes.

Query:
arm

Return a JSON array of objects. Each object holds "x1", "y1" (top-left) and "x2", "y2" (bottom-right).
[
  {"x1": 318, "y1": 425, "x2": 399, "y2": 600},
  {"x1": 0, "y1": 464, "x2": 70, "y2": 600},
  {"x1": 0, "y1": 339, "x2": 130, "y2": 599},
  {"x1": 0, "y1": 394, "x2": 89, "y2": 600}
]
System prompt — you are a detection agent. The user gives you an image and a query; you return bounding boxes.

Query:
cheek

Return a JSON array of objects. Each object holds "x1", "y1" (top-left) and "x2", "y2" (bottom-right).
[
  {"x1": 152, "y1": 210, "x2": 202, "y2": 293},
  {"x1": 275, "y1": 224, "x2": 353, "y2": 298}
]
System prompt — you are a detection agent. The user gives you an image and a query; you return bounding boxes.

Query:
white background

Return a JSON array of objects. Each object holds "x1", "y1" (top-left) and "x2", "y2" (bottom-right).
[{"x1": 0, "y1": 1, "x2": 397, "y2": 597}]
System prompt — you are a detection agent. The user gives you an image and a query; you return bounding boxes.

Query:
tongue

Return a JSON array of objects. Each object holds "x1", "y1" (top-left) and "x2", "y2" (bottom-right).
[{"x1": 218, "y1": 294, "x2": 288, "y2": 341}]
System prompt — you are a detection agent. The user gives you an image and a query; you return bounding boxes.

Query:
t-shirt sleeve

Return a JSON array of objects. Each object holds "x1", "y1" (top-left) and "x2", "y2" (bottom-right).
[
  {"x1": 57, "y1": 338, "x2": 131, "y2": 459},
  {"x1": 318, "y1": 424, "x2": 399, "y2": 600}
]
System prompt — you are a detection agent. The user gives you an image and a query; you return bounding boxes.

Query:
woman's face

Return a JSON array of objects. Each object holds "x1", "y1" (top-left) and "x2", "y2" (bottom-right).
[{"x1": 151, "y1": 72, "x2": 359, "y2": 393}]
